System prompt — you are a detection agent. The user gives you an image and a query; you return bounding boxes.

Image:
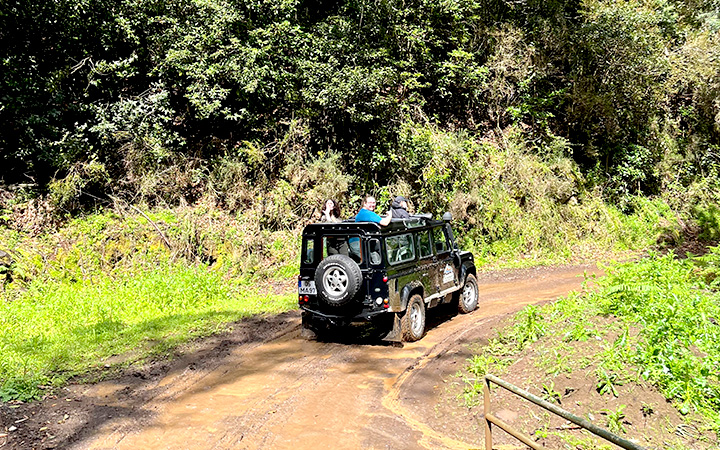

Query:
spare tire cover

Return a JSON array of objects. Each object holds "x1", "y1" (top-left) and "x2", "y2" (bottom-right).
[{"x1": 314, "y1": 254, "x2": 362, "y2": 307}]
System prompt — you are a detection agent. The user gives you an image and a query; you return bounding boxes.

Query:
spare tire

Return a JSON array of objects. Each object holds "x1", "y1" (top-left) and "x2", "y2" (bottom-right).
[{"x1": 315, "y1": 254, "x2": 362, "y2": 307}]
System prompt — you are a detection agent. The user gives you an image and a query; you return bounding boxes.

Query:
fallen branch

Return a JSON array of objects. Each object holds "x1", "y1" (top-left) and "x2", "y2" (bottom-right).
[{"x1": 128, "y1": 205, "x2": 172, "y2": 250}]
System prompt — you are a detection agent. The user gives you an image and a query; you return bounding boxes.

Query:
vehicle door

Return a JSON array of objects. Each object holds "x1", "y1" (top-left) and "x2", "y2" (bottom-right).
[
  {"x1": 415, "y1": 229, "x2": 435, "y2": 295},
  {"x1": 431, "y1": 226, "x2": 457, "y2": 291},
  {"x1": 385, "y1": 232, "x2": 419, "y2": 297}
]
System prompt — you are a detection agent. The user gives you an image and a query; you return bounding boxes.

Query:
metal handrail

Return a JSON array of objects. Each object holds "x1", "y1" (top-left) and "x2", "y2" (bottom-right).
[{"x1": 483, "y1": 374, "x2": 647, "y2": 450}]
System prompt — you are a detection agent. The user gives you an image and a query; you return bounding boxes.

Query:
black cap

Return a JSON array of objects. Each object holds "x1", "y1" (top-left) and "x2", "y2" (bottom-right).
[{"x1": 395, "y1": 195, "x2": 408, "y2": 203}]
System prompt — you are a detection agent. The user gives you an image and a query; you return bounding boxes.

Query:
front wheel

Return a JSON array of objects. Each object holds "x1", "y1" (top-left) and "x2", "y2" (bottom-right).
[
  {"x1": 457, "y1": 273, "x2": 479, "y2": 314},
  {"x1": 401, "y1": 294, "x2": 426, "y2": 342}
]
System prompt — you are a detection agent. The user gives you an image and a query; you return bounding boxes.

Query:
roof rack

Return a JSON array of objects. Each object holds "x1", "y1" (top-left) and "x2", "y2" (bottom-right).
[
  {"x1": 311, "y1": 212, "x2": 445, "y2": 230},
  {"x1": 390, "y1": 214, "x2": 432, "y2": 228}
]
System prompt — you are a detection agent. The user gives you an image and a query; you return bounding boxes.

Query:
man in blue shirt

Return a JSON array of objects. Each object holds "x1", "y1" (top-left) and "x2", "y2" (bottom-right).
[{"x1": 355, "y1": 195, "x2": 392, "y2": 226}]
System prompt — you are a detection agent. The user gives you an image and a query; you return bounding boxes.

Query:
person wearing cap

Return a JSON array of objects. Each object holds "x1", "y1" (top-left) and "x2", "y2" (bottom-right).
[{"x1": 391, "y1": 196, "x2": 411, "y2": 219}]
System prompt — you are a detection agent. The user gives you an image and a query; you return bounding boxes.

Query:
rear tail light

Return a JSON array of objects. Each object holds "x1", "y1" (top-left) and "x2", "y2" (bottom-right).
[{"x1": 382, "y1": 276, "x2": 388, "y2": 283}]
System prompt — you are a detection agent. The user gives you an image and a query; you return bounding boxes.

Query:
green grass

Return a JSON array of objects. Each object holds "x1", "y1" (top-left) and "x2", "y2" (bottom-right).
[
  {"x1": 460, "y1": 195, "x2": 676, "y2": 270},
  {"x1": 0, "y1": 208, "x2": 305, "y2": 402},
  {"x1": 462, "y1": 247, "x2": 720, "y2": 436},
  {"x1": 588, "y1": 251, "x2": 720, "y2": 423},
  {"x1": 0, "y1": 263, "x2": 296, "y2": 401}
]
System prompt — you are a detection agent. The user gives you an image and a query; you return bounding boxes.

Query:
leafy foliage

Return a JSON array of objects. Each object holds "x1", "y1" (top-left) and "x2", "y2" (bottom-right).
[
  {"x1": 602, "y1": 404, "x2": 628, "y2": 434},
  {"x1": 2, "y1": 0, "x2": 719, "y2": 212}
]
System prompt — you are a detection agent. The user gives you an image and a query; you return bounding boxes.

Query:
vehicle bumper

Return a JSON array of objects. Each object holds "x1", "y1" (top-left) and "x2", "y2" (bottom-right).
[{"x1": 301, "y1": 305, "x2": 390, "y2": 324}]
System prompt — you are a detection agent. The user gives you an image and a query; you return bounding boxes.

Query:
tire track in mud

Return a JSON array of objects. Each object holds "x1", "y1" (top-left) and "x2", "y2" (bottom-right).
[
  {"x1": 378, "y1": 264, "x2": 601, "y2": 450},
  {"x1": 381, "y1": 317, "x2": 494, "y2": 450},
  {"x1": 5, "y1": 264, "x2": 599, "y2": 450}
]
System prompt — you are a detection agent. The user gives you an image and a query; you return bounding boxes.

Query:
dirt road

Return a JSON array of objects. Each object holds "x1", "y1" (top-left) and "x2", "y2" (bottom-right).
[{"x1": 3, "y1": 264, "x2": 600, "y2": 450}]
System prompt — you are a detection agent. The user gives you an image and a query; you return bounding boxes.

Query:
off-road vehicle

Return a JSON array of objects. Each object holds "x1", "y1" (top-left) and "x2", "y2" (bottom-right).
[{"x1": 298, "y1": 213, "x2": 478, "y2": 341}]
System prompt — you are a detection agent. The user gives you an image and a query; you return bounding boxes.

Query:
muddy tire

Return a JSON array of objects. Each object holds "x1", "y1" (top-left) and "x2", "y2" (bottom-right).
[
  {"x1": 315, "y1": 254, "x2": 362, "y2": 307},
  {"x1": 457, "y1": 273, "x2": 478, "y2": 314},
  {"x1": 400, "y1": 294, "x2": 426, "y2": 341}
]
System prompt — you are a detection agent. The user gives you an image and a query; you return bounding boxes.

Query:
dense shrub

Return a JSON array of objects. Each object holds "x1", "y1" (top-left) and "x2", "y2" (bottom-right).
[{"x1": 2, "y1": 0, "x2": 719, "y2": 209}]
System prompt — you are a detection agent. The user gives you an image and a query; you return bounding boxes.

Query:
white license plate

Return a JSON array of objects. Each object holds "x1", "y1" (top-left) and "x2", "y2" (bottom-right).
[{"x1": 298, "y1": 280, "x2": 317, "y2": 295}]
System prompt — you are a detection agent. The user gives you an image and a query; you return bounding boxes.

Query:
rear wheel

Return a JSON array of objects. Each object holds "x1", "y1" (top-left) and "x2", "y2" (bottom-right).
[
  {"x1": 401, "y1": 294, "x2": 426, "y2": 341},
  {"x1": 457, "y1": 273, "x2": 478, "y2": 314}
]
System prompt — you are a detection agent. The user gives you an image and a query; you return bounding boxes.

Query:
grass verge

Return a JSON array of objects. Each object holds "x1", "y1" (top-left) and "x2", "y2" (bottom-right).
[
  {"x1": 0, "y1": 263, "x2": 295, "y2": 402},
  {"x1": 460, "y1": 248, "x2": 720, "y2": 448}
]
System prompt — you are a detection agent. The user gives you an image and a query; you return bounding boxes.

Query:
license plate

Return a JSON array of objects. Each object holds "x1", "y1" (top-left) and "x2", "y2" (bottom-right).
[{"x1": 298, "y1": 280, "x2": 317, "y2": 295}]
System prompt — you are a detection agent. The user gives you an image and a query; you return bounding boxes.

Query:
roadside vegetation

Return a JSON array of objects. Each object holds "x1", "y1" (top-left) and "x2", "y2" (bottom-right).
[
  {"x1": 460, "y1": 249, "x2": 720, "y2": 448},
  {"x1": 1, "y1": 0, "x2": 720, "y2": 419},
  {"x1": 0, "y1": 148, "x2": 709, "y2": 404},
  {"x1": 0, "y1": 263, "x2": 295, "y2": 402},
  {"x1": 0, "y1": 206, "x2": 301, "y2": 402}
]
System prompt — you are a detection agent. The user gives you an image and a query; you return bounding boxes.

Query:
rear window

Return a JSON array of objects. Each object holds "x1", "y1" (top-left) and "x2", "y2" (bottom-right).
[
  {"x1": 322, "y1": 235, "x2": 363, "y2": 263},
  {"x1": 386, "y1": 233, "x2": 415, "y2": 265},
  {"x1": 369, "y1": 238, "x2": 382, "y2": 265}
]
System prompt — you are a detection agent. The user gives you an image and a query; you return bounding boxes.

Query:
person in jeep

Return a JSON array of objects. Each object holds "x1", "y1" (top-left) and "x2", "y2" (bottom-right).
[
  {"x1": 298, "y1": 211, "x2": 478, "y2": 342},
  {"x1": 390, "y1": 195, "x2": 410, "y2": 219},
  {"x1": 355, "y1": 195, "x2": 391, "y2": 226}
]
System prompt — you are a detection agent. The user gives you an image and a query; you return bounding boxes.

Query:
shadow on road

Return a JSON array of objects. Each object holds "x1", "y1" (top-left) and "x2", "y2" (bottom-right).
[{"x1": 310, "y1": 301, "x2": 463, "y2": 347}]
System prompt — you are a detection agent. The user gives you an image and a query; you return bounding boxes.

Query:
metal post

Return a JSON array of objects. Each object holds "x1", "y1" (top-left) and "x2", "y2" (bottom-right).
[
  {"x1": 485, "y1": 413, "x2": 548, "y2": 450},
  {"x1": 484, "y1": 377, "x2": 492, "y2": 450},
  {"x1": 485, "y1": 374, "x2": 647, "y2": 450}
]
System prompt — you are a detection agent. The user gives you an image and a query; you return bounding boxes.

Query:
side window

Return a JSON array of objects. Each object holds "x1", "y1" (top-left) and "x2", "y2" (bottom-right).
[
  {"x1": 432, "y1": 227, "x2": 449, "y2": 253},
  {"x1": 323, "y1": 236, "x2": 363, "y2": 263},
  {"x1": 369, "y1": 239, "x2": 382, "y2": 265},
  {"x1": 386, "y1": 233, "x2": 415, "y2": 265},
  {"x1": 348, "y1": 237, "x2": 362, "y2": 262},
  {"x1": 417, "y1": 230, "x2": 432, "y2": 258},
  {"x1": 302, "y1": 238, "x2": 314, "y2": 264}
]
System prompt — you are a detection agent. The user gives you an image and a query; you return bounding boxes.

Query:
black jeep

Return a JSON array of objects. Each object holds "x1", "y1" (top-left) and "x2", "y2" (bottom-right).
[{"x1": 298, "y1": 213, "x2": 478, "y2": 342}]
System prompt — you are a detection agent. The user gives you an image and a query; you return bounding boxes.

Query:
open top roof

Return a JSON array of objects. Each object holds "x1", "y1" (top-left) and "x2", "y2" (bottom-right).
[{"x1": 302, "y1": 214, "x2": 449, "y2": 235}]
